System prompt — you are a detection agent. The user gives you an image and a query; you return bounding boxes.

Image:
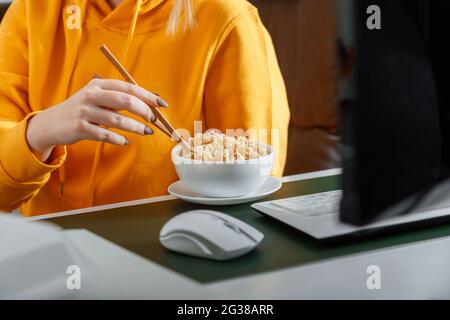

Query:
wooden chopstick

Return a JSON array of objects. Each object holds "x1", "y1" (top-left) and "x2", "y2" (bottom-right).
[{"x1": 99, "y1": 45, "x2": 189, "y2": 149}]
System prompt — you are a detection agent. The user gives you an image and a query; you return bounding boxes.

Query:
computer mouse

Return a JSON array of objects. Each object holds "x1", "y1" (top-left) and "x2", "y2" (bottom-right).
[{"x1": 159, "y1": 210, "x2": 264, "y2": 261}]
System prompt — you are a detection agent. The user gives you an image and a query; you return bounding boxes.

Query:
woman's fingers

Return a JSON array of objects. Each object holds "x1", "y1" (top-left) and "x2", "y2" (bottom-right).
[
  {"x1": 88, "y1": 89, "x2": 156, "y2": 123},
  {"x1": 79, "y1": 121, "x2": 129, "y2": 146},
  {"x1": 86, "y1": 106, "x2": 154, "y2": 136},
  {"x1": 90, "y1": 78, "x2": 169, "y2": 109}
]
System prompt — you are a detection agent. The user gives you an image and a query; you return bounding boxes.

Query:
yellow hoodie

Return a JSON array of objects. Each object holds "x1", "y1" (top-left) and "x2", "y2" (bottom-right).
[{"x1": 0, "y1": 0, "x2": 290, "y2": 216}]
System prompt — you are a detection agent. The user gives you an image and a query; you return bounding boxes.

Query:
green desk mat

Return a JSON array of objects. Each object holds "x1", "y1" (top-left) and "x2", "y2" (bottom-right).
[{"x1": 46, "y1": 175, "x2": 450, "y2": 283}]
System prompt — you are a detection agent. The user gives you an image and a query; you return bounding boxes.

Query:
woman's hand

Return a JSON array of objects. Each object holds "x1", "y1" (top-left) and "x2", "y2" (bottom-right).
[{"x1": 26, "y1": 78, "x2": 167, "y2": 162}]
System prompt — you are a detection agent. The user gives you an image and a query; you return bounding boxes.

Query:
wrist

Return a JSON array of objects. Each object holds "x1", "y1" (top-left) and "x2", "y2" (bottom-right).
[{"x1": 26, "y1": 113, "x2": 56, "y2": 163}]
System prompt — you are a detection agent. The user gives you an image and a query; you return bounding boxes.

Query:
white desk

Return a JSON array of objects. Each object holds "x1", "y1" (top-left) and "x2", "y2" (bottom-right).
[
  {"x1": 68, "y1": 229, "x2": 450, "y2": 299},
  {"x1": 32, "y1": 169, "x2": 450, "y2": 299}
]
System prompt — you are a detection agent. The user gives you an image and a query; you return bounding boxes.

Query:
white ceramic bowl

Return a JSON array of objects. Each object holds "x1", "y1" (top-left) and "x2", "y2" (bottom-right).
[{"x1": 171, "y1": 143, "x2": 274, "y2": 198}]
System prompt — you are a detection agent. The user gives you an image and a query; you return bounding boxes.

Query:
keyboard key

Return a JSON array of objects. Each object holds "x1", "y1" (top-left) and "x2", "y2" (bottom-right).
[{"x1": 269, "y1": 191, "x2": 342, "y2": 217}]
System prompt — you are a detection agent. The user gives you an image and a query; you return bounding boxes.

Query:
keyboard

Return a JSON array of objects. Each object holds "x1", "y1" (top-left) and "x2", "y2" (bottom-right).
[{"x1": 268, "y1": 190, "x2": 342, "y2": 217}]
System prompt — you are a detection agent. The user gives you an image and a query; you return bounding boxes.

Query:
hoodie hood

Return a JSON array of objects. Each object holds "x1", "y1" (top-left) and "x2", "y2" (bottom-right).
[{"x1": 86, "y1": 0, "x2": 171, "y2": 30}]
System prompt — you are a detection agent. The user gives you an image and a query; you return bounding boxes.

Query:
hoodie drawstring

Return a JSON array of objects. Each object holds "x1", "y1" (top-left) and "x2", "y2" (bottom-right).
[
  {"x1": 122, "y1": 0, "x2": 143, "y2": 62},
  {"x1": 86, "y1": 0, "x2": 143, "y2": 206},
  {"x1": 58, "y1": 0, "x2": 87, "y2": 197}
]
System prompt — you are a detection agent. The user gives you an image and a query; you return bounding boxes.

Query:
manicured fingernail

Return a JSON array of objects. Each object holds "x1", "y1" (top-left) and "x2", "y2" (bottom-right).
[
  {"x1": 124, "y1": 138, "x2": 130, "y2": 145},
  {"x1": 157, "y1": 97, "x2": 169, "y2": 108},
  {"x1": 144, "y1": 127, "x2": 153, "y2": 135}
]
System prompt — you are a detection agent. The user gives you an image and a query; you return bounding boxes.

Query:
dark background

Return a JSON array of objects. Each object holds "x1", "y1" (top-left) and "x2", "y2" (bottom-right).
[{"x1": 0, "y1": 3, "x2": 8, "y2": 19}]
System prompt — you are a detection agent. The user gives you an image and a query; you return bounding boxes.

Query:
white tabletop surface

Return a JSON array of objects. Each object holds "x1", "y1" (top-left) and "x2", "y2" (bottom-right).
[
  {"x1": 36, "y1": 169, "x2": 450, "y2": 299},
  {"x1": 68, "y1": 229, "x2": 450, "y2": 299}
]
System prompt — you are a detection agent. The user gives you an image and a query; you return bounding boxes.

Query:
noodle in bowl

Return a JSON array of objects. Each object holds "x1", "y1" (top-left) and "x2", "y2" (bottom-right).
[{"x1": 171, "y1": 133, "x2": 274, "y2": 198}]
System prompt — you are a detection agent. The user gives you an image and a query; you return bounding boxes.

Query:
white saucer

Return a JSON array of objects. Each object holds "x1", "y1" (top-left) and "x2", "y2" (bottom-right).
[{"x1": 168, "y1": 176, "x2": 282, "y2": 206}]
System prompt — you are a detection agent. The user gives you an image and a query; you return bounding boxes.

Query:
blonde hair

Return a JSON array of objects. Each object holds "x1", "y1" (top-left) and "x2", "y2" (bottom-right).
[{"x1": 167, "y1": 0, "x2": 196, "y2": 35}]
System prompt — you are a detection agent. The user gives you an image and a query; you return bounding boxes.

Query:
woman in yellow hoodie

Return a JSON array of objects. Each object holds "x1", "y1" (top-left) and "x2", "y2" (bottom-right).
[{"x1": 0, "y1": 0, "x2": 290, "y2": 216}]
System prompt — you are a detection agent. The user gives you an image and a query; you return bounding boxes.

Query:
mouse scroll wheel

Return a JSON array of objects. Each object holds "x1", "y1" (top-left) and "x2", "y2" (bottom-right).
[
  {"x1": 224, "y1": 222, "x2": 241, "y2": 233},
  {"x1": 209, "y1": 216, "x2": 241, "y2": 234}
]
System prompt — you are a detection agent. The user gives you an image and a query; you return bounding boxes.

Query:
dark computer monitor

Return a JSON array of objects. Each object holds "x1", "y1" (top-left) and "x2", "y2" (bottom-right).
[{"x1": 337, "y1": 0, "x2": 448, "y2": 226}]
